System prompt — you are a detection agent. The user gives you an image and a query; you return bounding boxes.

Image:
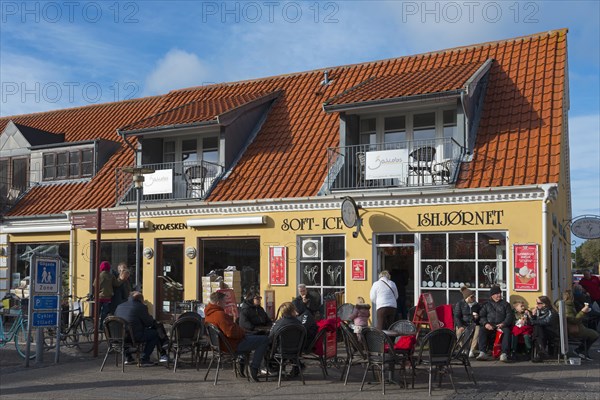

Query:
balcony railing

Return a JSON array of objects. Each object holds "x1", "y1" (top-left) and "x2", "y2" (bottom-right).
[
  {"x1": 116, "y1": 160, "x2": 223, "y2": 204},
  {"x1": 326, "y1": 138, "x2": 464, "y2": 191}
]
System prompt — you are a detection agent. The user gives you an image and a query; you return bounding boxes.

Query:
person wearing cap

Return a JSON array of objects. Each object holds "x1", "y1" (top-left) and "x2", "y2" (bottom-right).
[
  {"x1": 204, "y1": 291, "x2": 269, "y2": 382},
  {"x1": 453, "y1": 286, "x2": 481, "y2": 358},
  {"x1": 476, "y1": 285, "x2": 514, "y2": 362},
  {"x1": 239, "y1": 291, "x2": 272, "y2": 332}
]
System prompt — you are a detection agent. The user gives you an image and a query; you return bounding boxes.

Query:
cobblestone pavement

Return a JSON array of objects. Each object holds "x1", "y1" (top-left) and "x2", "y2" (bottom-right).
[{"x1": 0, "y1": 343, "x2": 598, "y2": 400}]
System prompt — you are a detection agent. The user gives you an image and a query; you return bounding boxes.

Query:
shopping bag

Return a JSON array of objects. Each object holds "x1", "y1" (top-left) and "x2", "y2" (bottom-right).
[{"x1": 492, "y1": 329, "x2": 503, "y2": 358}]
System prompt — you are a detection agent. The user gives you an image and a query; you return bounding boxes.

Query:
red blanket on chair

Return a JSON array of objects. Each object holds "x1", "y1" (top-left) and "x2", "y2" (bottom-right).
[{"x1": 313, "y1": 318, "x2": 341, "y2": 356}]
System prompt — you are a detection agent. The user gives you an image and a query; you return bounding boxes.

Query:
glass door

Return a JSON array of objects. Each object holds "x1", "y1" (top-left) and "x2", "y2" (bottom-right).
[{"x1": 156, "y1": 241, "x2": 184, "y2": 322}]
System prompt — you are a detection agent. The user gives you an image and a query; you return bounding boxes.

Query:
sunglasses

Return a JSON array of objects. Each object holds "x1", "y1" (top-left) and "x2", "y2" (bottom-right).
[{"x1": 536, "y1": 302, "x2": 544, "y2": 305}]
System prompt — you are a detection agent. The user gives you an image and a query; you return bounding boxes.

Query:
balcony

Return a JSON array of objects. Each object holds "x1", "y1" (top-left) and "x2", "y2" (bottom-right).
[
  {"x1": 326, "y1": 138, "x2": 464, "y2": 192},
  {"x1": 116, "y1": 160, "x2": 223, "y2": 204}
]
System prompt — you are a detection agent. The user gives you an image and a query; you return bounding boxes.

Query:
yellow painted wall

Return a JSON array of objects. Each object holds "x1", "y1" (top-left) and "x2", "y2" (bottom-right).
[{"x1": 8, "y1": 197, "x2": 557, "y2": 315}]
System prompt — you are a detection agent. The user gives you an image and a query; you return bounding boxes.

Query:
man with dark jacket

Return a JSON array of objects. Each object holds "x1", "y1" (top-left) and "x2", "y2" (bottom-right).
[
  {"x1": 204, "y1": 291, "x2": 269, "y2": 382},
  {"x1": 114, "y1": 291, "x2": 168, "y2": 366},
  {"x1": 453, "y1": 286, "x2": 481, "y2": 358},
  {"x1": 293, "y1": 284, "x2": 322, "y2": 320},
  {"x1": 239, "y1": 291, "x2": 272, "y2": 332},
  {"x1": 476, "y1": 286, "x2": 514, "y2": 362}
]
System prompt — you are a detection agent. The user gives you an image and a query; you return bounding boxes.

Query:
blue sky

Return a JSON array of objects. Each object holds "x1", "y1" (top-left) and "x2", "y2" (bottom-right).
[{"x1": 1, "y1": 1, "x2": 598, "y2": 238}]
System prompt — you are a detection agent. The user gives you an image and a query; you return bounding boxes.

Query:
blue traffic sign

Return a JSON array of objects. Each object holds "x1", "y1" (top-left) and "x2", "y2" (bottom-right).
[
  {"x1": 32, "y1": 312, "x2": 58, "y2": 327},
  {"x1": 33, "y1": 295, "x2": 59, "y2": 310},
  {"x1": 34, "y1": 258, "x2": 59, "y2": 293}
]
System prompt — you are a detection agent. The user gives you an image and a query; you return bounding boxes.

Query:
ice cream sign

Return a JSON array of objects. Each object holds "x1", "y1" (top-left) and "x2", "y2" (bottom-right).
[{"x1": 513, "y1": 244, "x2": 539, "y2": 291}]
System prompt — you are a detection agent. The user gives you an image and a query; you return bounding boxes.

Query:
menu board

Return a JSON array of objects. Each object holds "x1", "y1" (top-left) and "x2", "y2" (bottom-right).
[
  {"x1": 413, "y1": 293, "x2": 441, "y2": 331},
  {"x1": 325, "y1": 298, "x2": 337, "y2": 358},
  {"x1": 269, "y1": 246, "x2": 287, "y2": 285},
  {"x1": 513, "y1": 244, "x2": 539, "y2": 291}
]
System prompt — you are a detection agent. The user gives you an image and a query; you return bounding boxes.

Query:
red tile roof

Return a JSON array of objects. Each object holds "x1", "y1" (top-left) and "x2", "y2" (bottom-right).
[
  {"x1": 1, "y1": 29, "x2": 568, "y2": 216},
  {"x1": 323, "y1": 61, "x2": 486, "y2": 110},
  {"x1": 120, "y1": 91, "x2": 278, "y2": 133}
]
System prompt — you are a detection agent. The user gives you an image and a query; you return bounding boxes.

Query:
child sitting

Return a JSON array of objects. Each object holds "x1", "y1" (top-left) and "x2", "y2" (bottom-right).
[
  {"x1": 348, "y1": 296, "x2": 371, "y2": 339},
  {"x1": 511, "y1": 301, "x2": 533, "y2": 358}
]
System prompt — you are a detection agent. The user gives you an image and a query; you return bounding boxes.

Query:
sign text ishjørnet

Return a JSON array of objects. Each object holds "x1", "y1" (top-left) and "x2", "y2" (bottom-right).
[{"x1": 417, "y1": 210, "x2": 504, "y2": 227}]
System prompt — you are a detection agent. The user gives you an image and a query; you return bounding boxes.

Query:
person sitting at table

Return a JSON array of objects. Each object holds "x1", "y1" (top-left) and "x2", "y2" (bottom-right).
[
  {"x1": 476, "y1": 285, "x2": 514, "y2": 362},
  {"x1": 562, "y1": 289, "x2": 598, "y2": 361},
  {"x1": 270, "y1": 302, "x2": 305, "y2": 377},
  {"x1": 204, "y1": 291, "x2": 269, "y2": 382},
  {"x1": 239, "y1": 291, "x2": 272, "y2": 333},
  {"x1": 293, "y1": 284, "x2": 322, "y2": 320},
  {"x1": 114, "y1": 291, "x2": 169, "y2": 367},
  {"x1": 347, "y1": 296, "x2": 370, "y2": 340},
  {"x1": 453, "y1": 286, "x2": 481, "y2": 358}
]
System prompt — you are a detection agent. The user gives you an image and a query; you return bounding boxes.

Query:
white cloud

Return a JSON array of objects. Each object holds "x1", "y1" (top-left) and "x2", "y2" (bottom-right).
[{"x1": 143, "y1": 49, "x2": 211, "y2": 95}]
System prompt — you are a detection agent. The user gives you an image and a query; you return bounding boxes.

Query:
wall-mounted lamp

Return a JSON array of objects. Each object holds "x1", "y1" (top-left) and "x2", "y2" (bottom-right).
[
  {"x1": 185, "y1": 246, "x2": 197, "y2": 259},
  {"x1": 143, "y1": 247, "x2": 154, "y2": 259}
]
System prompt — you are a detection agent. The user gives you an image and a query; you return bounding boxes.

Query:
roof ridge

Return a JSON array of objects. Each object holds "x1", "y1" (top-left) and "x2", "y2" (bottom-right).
[
  {"x1": 172, "y1": 29, "x2": 568, "y2": 93},
  {"x1": 0, "y1": 93, "x2": 164, "y2": 121}
]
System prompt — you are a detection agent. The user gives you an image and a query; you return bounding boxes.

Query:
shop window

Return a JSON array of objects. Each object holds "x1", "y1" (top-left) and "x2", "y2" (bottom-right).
[
  {"x1": 298, "y1": 235, "x2": 345, "y2": 301},
  {"x1": 10, "y1": 243, "x2": 69, "y2": 291},
  {"x1": 90, "y1": 240, "x2": 140, "y2": 291},
  {"x1": 420, "y1": 231, "x2": 507, "y2": 304},
  {"x1": 202, "y1": 238, "x2": 260, "y2": 299}
]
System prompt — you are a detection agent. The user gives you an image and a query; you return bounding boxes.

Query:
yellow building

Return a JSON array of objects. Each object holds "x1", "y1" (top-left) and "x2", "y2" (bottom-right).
[{"x1": 1, "y1": 30, "x2": 572, "y2": 322}]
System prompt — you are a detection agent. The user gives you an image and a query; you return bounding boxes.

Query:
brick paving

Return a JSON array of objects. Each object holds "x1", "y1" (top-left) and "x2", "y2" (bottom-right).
[{"x1": 0, "y1": 343, "x2": 598, "y2": 399}]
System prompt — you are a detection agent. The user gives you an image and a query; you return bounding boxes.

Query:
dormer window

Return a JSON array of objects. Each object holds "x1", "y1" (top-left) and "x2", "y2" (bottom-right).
[
  {"x1": 43, "y1": 148, "x2": 94, "y2": 181},
  {"x1": 357, "y1": 108, "x2": 459, "y2": 159}
]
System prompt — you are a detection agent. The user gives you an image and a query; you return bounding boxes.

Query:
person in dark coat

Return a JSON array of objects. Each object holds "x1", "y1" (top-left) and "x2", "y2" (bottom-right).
[
  {"x1": 239, "y1": 291, "x2": 272, "y2": 332},
  {"x1": 476, "y1": 285, "x2": 514, "y2": 362},
  {"x1": 528, "y1": 295, "x2": 559, "y2": 361},
  {"x1": 110, "y1": 263, "x2": 131, "y2": 314},
  {"x1": 293, "y1": 284, "x2": 322, "y2": 320},
  {"x1": 114, "y1": 291, "x2": 168, "y2": 366},
  {"x1": 453, "y1": 286, "x2": 481, "y2": 358}
]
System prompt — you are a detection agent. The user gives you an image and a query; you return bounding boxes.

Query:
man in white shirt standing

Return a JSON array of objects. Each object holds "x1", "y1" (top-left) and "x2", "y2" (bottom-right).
[{"x1": 370, "y1": 270, "x2": 399, "y2": 330}]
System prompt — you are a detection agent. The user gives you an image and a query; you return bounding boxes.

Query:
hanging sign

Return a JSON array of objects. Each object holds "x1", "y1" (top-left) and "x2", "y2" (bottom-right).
[
  {"x1": 513, "y1": 244, "x2": 539, "y2": 291},
  {"x1": 351, "y1": 259, "x2": 366, "y2": 280},
  {"x1": 269, "y1": 246, "x2": 287, "y2": 285}
]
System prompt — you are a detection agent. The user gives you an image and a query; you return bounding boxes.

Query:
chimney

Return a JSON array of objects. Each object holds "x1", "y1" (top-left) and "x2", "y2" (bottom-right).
[{"x1": 321, "y1": 70, "x2": 331, "y2": 86}]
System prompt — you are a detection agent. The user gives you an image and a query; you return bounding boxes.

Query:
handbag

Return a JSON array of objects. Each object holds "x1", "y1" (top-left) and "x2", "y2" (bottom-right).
[{"x1": 492, "y1": 329, "x2": 503, "y2": 358}]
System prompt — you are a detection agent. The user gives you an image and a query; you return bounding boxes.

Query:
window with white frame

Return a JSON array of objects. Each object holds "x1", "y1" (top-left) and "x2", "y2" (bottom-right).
[
  {"x1": 420, "y1": 231, "x2": 507, "y2": 306},
  {"x1": 358, "y1": 108, "x2": 459, "y2": 159},
  {"x1": 298, "y1": 235, "x2": 345, "y2": 302}
]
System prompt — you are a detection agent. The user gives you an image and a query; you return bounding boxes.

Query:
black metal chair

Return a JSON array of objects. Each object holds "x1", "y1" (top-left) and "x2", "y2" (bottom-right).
[
  {"x1": 415, "y1": 328, "x2": 457, "y2": 396},
  {"x1": 337, "y1": 303, "x2": 355, "y2": 322},
  {"x1": 450, "y1": 323, "x2": 477, "y2": 384},
  {"x1": 169, "y1": 316, "x2": 203, "y2": 372},
  {"x1": 203, "y1": 323, "x2": 250, "y2": 385},
  {"x1": 388, "y1": 320, "x2": 417, "y2": 336},
  {"x1": 301, "y1": 328, "x2": 329, "y2": 378},
  {"x1": 408, "y1": 146, "x2": 436, "y2": 185},
  {"x1": 184, "y1": 165, "x2": 207, "y2": 198},
  {"x1": 267, "y1": 324, "x2": 307, "y2": 387},
  {"x1": 100, "y1": 316, "x2": 141, "y2": 372},
  {"x1": 339, "y1": 321, "x2": 368, "y2": 385},
  {"x1": 360, "y1": 327, "x2": 409, "y2": 395}
]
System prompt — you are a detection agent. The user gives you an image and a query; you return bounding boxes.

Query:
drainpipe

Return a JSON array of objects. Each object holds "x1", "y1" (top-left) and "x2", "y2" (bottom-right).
[
  {"x1": 117, "y1": 129, "x2": 138, "y2": 159},
  {"x1": 541, "y1": 183, "x2": 558, "y2": 297},
  {"x1": 64, "y1": 211, "x2": 75, "y2": 324}
]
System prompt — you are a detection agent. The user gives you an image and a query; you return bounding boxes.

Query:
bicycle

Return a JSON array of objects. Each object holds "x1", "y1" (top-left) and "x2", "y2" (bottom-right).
[
  {"x1": 0, "y1": 295, "x2": 37, "y2": 359},
  {"x1": 44, "y1": 294, "x2": 95, "y2": 353}
]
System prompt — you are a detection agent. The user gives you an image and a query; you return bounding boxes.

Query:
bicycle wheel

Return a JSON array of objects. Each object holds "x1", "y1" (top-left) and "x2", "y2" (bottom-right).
[
  {"x1": 75, "y1": 317, "x2": 94, "y2": 353},
  {"x1": 15, "y1": 321, "x2": 37, "y2": 359},
  {"x1": 44, "y1": 327, "x2": 58, "y2": 350}
]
